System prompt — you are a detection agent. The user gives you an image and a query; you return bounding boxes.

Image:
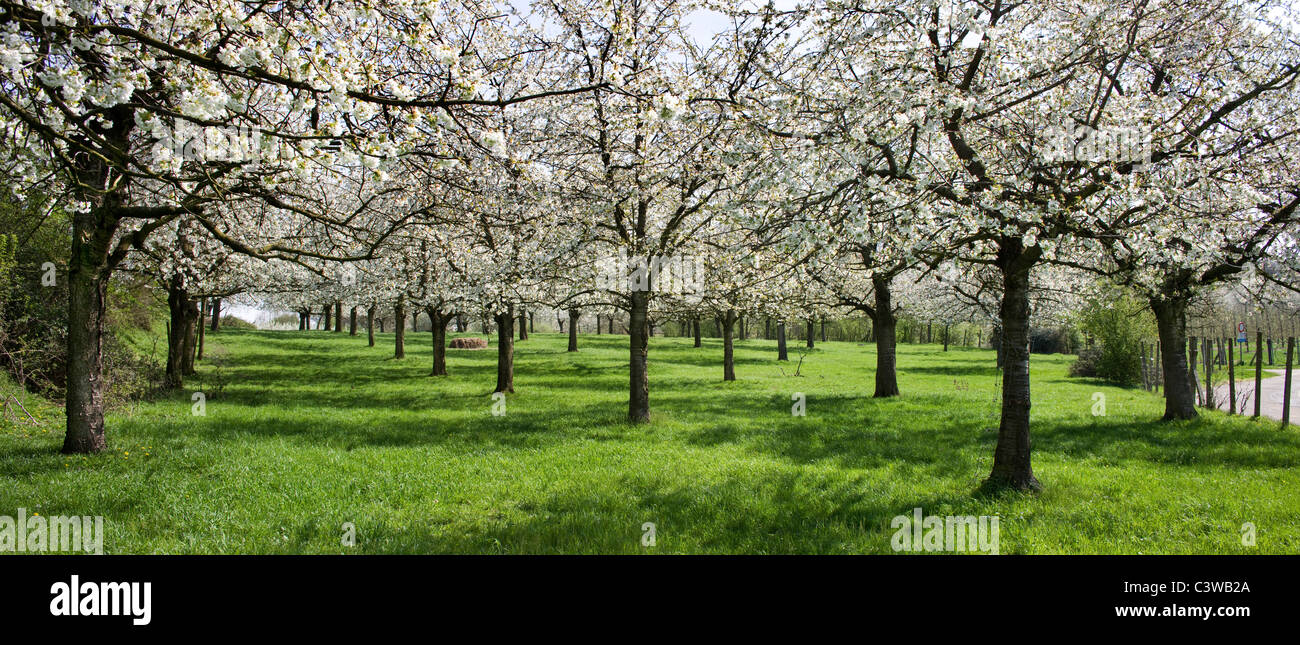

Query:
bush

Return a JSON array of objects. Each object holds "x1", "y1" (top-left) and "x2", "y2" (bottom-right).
[
  {"x1": 1068, "y1": 290, "x2": 1153, "y2": 386},
  {"x1": 218, "y1": 315, "x2": 257, "y2": 330}
]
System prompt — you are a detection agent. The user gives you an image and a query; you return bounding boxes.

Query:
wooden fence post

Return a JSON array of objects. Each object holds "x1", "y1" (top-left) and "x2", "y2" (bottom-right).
[
  {"x1": 1283, "y1": 338, "x2": 1295, "y2": 429},
  {"x1": 1254, "y1": 331, "x2": 1263, "y2": 419},
  {"x1": 1204, "y1": 338, "x2": 1214, "y2": 410},
  {"x1": 1228, "y1": 334, "x2": 1236, "y2": 414}
]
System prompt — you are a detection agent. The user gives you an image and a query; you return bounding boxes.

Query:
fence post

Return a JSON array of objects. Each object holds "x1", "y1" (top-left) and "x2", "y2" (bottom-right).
[
  {"x1": 1140, "y1": 342, "x2": 1151, "y2": 391},
  {"x1": 1254, "y1": 331, "x2": 1264, "y2": 419},
  {"x1": 1228, "y1": 334, "x2": 1236, "y2": 414},
  {"x1": 1189, "y1": 336, "x2": 1200, "y2": 405},
  {"x1": 1204, "y1": 338, "x2": 1214, "y2": 410},
  {"x1": 1283, "y1": 338, "x2": 1295, "y2": 429}
]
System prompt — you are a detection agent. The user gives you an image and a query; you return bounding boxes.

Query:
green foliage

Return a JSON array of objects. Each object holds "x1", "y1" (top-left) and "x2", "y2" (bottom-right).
[
  {"x1": 0, "y1": 198, "x2": 164, "y2": 402},
  {"x1": 218, "y1": 315, "x2": 257, "y2": 330},
  {"x1": 2, "y1": 331, "x2": 1295, "y2": 554},
  {"x1": 1069, "y1": 290, "x2": 1154, "y2": 386}
]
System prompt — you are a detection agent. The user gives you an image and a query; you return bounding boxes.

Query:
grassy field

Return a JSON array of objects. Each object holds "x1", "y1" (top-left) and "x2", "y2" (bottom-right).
[{"x1": 3, "y1": 328, "x2": 1299, "y2": 554}]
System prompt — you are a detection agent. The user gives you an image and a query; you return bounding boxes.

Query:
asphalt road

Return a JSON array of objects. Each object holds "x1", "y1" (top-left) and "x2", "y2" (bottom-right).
[{"x1": 1213, "y1": 369, "x2": 1298, "y2": 422}]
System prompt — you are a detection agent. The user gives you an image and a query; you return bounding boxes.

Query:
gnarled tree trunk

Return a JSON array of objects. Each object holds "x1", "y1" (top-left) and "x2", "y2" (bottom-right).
[
  {"x1": 777, "y1": 322, "x2": 788, "y2": 361},
  {"x1": 349, "y1": 306, "x2": 358, "y2": 336}
]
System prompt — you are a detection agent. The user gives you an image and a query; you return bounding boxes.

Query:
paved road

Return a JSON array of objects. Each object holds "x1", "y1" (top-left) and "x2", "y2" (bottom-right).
[{"x1": 1213, "y1": 369, "x2": 1298, "y2": 421}]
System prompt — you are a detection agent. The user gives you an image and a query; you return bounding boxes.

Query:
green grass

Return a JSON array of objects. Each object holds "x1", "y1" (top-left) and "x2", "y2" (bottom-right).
[{"x1": 3, "y1": 329, "x2": 1299, "y2": 554}]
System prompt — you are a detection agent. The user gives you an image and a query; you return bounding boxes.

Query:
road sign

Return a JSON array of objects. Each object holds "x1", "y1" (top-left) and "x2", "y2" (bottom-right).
[{"x1": 1237, "y1": 322, "x2": 1248, "y2": 343}]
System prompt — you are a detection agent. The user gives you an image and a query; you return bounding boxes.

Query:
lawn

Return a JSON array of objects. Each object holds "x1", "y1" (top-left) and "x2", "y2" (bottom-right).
[{"x1": 3, "y1": 328, "x2": 1298, "y2": 554}]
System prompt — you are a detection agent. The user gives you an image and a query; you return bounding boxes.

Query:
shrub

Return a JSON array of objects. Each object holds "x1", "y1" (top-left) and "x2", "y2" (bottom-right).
[
  {"x1": 1069, "y1": 290, "x2": 1153, "y2": 386},
  {"x1": 219, "y1": 315, "x2": 257, "y2": 330}
]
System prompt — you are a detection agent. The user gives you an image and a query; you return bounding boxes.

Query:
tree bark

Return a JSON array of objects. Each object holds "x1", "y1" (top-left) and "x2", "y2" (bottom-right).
[
  {"x1": 722, "y1": 310, "x2": 737, "y2": 381},
  {"x1": 985, "y1": 238, "x2": 1042, "y2": 492},
  {"x1": 322, "y1": 303, "x2": 331, "y2": 330},
  {"x1": 1150, "y1": 295, "x2": 1199, "y2": 421},
  {"x1": 495, "y1": 308, "x2": 515, "y2": 393},
  {"x1": 693, "y1": 318, "x2": 701, "y2": 348},
  {"x1": 62, "y1": 214, "x2": 113, "y2": 454},
  {"x1": 872, "y1": 276, "x2": 900, "y2": 398},
  {"x1": 519, "y1": 311, "x2": 528, "y2": 341},
  {"x1": 196, "y1": 297, "x2": 206, "y2": 361},
  {"x1": 210, "y1": 298, "x2": 221, "y2": 332},
  {"x1": 777, "y1": 322, "x2": 788, "y2": 361},
  {"x1": 568, "y1": 308, "x2": 580, "y2": 352},
  {"x1": 349, "y1": 306, "x2": 358, "y2": 336},
  {"x1": 335, "y1": 302, "x2": 343, "y2": 332},
  {"x1": 393, "y1": 297, "x2": 406, "y2": 359},
  {"x1": 806, "y1": 318, "x2": 815, "y2": 349},
  {"x1": 164, "y1": 277, "x2": 199, "y2": 389},
  {"x1": 428, "y1": 307, "x2": 449, "y2": 376},
  {"x1": 629, "y1": 292, "x2": 650, "y2": 423},
  {"x1": 367, "y1": 305, "x2": 376, "y2": 347}
]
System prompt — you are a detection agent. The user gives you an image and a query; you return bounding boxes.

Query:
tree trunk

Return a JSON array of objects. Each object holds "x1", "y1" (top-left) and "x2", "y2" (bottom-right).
[
  {"x1": 393, "y1": 297, "x2": 406, "y2": 359},
  {"x1": 629, "y1": 292, "x2": 650, "y2": 423},
  {"x1": 777, "y1": 322, "x2": 788, "y2": 361},
  {"x1": 519, "y1": 311, "x2": 528, "y2": 341},
  {"x1": 323, "y1": 303, "x2": 331, "y2": 331},
  {"x1": 693, "y1": 318, "x2": 701, "y2": 348},
  {"x1": 180, "y1": 299, "x2": 199, "y2": 377},
  {"x1": 872, "y1": 276, "x2": 901, "y2": 398},
  {"x1": 62, "y1": 214, "x2": 113, "y2": 454},
  {"x1": 367, "y1": 305, "x2": 377, "y2": 347},
  {"x1": 723, "y1": 309, "x2": 737, "y2": 381},
  {"x1": 428, "y1": 307, "x2": 449, "y2": 376},
  {"x1": 196, "y1": 297, "x2": 206, "y2": 361},
  {"x1": 984, "y1": 239, "x2": 1042, "y2": 492},
  {"x1": 820, "y1": 319, "x2": 827, "y2": 343},
  {"x1": 164, "y1": 278, "x2": 198, "y2": 389},
  {"x1": 334, "y1": 302, "x2": 343, "y2": 332},
  {"x1": 943, "y1": 323, "x2": 950, "y2": 352},
  {"x1": 806, "y1": 319, "x2": 815, "y2": 349},
  {"x1": 1150, "y1": 295, "x2": 1198, "y2": 421},
  {"x1": 210, "y1": 298, "x2": 221, "y2": 332},
  {"x1": 568, "y1": 309, "x2": 580, "y2": 352},
  {"x1": 349, "y1": 306, "x2": 358, "y2": 336},
  {"x1": 298, "y1": 310, "x2": 306, "y2": 330},
  {"x1": 495, "y1": 308, "x2": 515, "y2": 393}
]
